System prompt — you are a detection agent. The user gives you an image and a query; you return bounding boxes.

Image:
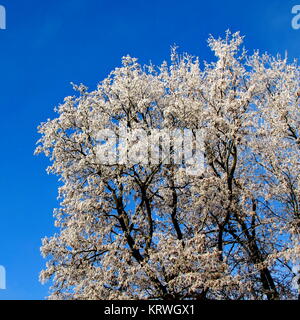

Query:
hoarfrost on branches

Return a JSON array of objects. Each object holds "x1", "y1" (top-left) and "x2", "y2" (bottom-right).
[{"x1": 36, "y1": 31, "x2": 300, "y2": 300}]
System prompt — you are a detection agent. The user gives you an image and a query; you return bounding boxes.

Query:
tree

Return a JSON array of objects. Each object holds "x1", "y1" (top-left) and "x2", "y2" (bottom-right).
[{"x1": 36, "y1": 31, "x2": 300, "y2": 300}]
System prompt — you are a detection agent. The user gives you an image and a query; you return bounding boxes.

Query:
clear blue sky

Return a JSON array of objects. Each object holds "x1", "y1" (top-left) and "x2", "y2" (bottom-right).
[{"x1": 0, "y1": 0, "x2": 299, "y2": 300}]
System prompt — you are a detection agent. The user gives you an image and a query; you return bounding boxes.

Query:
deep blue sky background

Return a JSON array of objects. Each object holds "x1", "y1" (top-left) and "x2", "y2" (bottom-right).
[{"x1": 0, "y1": 0, "x2": 299, "y2": 300}]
